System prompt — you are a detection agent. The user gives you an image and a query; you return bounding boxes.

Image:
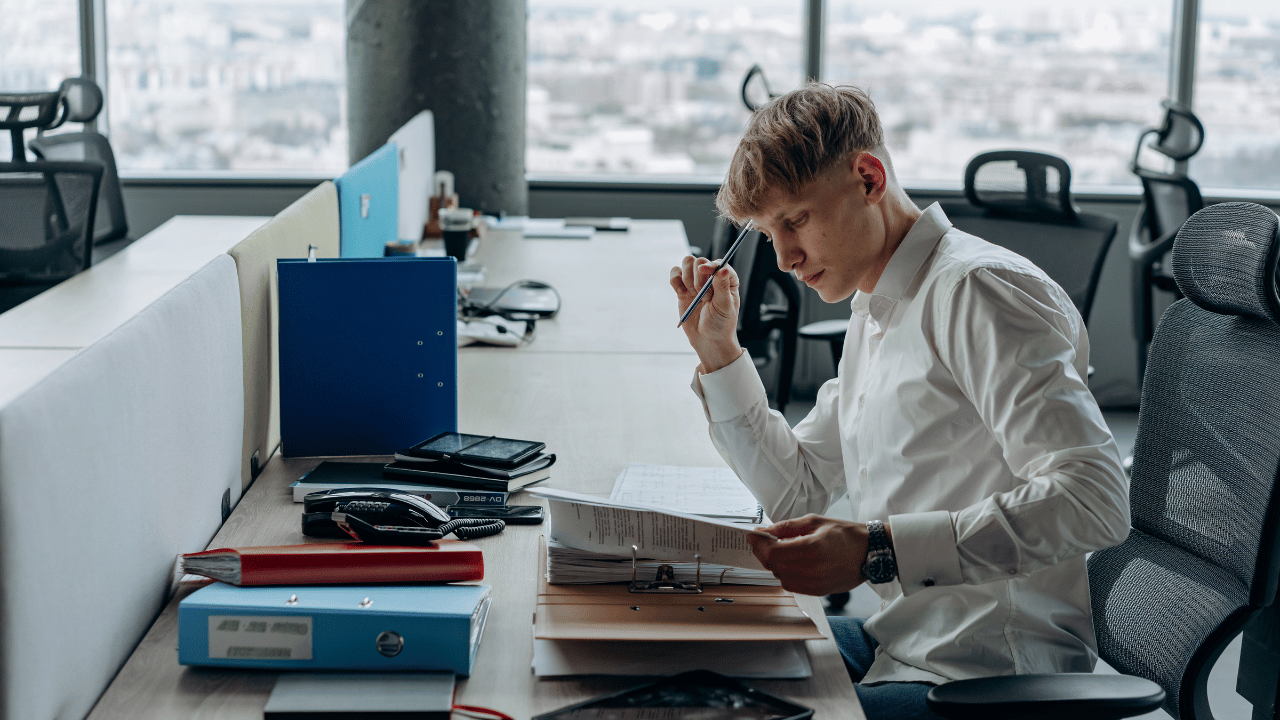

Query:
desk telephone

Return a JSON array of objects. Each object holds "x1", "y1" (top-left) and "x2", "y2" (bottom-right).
[{"x1": 303, "y1": 489, "x2": 506, "y2": 544}]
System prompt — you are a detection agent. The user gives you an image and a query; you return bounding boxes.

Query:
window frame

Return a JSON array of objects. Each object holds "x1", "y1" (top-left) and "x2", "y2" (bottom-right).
[{"x1": 74, "y1": 0, "x2": 1280, "y2": 202}]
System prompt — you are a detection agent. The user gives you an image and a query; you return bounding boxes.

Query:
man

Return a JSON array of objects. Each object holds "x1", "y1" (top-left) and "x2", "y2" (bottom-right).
[{"x1": 669, "y1": 84, "x2": 1130, "y2": 719}]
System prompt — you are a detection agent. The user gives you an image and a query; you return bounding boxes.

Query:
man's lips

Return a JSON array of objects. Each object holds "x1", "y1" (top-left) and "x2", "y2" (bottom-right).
[{"x1": 799, "y1": 270, "x2": 823, "y2": 285}]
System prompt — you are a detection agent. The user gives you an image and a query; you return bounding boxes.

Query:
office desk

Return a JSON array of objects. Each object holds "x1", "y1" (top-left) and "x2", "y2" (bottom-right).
[
  {"x1": 468, "y1": 220, "x2": 695, "y2": 355},
  {"x1": 86, "y1": 353, "x2": 860, "y2": 719}
]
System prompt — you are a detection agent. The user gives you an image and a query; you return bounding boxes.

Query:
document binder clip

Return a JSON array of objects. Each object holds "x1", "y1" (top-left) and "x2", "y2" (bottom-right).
[{"x1": 628, "y1": 545, "x2": 703, "y2": 594}]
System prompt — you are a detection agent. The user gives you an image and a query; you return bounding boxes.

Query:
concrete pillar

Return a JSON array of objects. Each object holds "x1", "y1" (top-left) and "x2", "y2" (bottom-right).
[{"x1": 346, "y1": 0, "x2": 527, "y2": 216}]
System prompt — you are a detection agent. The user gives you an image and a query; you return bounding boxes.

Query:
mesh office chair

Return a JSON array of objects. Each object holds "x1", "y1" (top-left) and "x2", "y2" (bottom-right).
[
  {"x1": 798, "y1": 151, "x2": 1118, "y2": 371},
  {"x1": 1130, "y1": 100, "x2": 1205, "y2": 384},
  {"x1": 29, "y1": 78, "x2": 129, "y2": 247},
  {"x1": 927, "y1": 202, "x2": 1280, "y2": 720},
  {"x1": 708, "y1": 217, "x2": 801, "y2": 413},
  {"x1": 1, "y1": 84, "x2": 104, "y2": 312}
]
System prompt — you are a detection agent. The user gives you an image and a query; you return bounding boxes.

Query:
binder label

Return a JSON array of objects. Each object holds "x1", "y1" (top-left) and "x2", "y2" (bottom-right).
[{"x1": 208, "y1": 615, "x2": 313, "y2": 661}]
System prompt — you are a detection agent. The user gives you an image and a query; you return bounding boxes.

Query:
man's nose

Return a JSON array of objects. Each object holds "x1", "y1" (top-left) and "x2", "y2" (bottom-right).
[{"x1": 773, "y1": 238, "x2": 801, "y2": 272}]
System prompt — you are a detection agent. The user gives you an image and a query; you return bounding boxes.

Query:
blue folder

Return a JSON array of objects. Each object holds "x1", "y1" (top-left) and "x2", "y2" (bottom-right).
[
  {"x1": 277, "y1": 257, "x2": 457, "y2": 457},
  {"x1": 335, "y1": 142, "x2": 399, "y2": 258},
  {"x1": 178, "y1": 583, "x2": 491, "y2": 674}
]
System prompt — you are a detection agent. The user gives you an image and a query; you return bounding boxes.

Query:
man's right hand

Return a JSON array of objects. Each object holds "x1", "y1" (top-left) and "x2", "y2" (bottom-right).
[{"x1": 670, "y1": 255, "x2": 743, "y2": 373}]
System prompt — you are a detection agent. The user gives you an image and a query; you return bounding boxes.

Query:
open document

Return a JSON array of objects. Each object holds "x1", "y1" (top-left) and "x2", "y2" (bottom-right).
[
  {"x1": 531, "y1": 488, "x2": 768, "y2": 570},
  {"x1": 608, "y1": 463, "x2": 763, "y2": 522}
]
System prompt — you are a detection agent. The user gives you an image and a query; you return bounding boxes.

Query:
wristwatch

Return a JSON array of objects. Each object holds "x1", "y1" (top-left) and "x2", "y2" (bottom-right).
[{"x1": 862, "y1": 520, "x2": 898, "y2": 584}]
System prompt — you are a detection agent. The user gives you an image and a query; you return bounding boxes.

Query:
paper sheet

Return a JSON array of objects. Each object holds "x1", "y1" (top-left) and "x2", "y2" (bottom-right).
[
  {"x1": 531, "y1": 488, "x2": 767, "y2": 570},
  {"x1": 609, "y1": 463, "x2": 762, "y2": 521},
  {"x1": 531, "y1": 639, "x2": 812, "y2": 678}
]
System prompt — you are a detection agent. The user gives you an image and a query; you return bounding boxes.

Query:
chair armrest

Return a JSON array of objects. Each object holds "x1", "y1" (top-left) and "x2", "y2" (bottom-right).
[
  {"x1": 797, "y1": 318, "x2": 849, "y2": 340},
  {"x1": 925, "y1": 673, "x2": 1165, "y2": 720}
]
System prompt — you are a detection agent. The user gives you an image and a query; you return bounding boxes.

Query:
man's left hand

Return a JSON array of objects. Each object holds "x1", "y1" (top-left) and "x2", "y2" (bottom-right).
[{"x1": 747, "y1": 514, "x2": 873, "y2": 596}]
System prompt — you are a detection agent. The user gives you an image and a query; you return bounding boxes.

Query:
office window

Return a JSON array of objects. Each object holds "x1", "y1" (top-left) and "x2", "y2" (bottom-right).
[
  {"x1": 527, "y1": 0, "x2": 803, "y2": 177},
  {"x1": 105, "y1": 0, "x2": 347, "y2": 173},
  {"x1": 1191, "y1": 2, "x2": 1280, "y2": 192},
  {"x1": 0, "y1": 0, "x2": 81, "y2": 161},
  {"x1": 823, "y1": 1, "x2": 1173, "y2": 188}
]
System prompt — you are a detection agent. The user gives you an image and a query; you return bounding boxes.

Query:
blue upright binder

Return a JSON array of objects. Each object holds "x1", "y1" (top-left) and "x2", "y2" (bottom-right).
[
  {"x1": 178, "y1": 583, "x2": 491, "y2": 674},
  {"x1": 278, "y1": 257, "x2": 457, "y2": 457},
  {"x1": 335, "y1": 142, "x2": 399, "y2": 258}
]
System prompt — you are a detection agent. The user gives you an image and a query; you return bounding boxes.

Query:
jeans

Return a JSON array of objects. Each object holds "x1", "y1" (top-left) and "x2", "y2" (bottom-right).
[{"x1": 828, "y1": 616, "x2": 947, "y2": 720}]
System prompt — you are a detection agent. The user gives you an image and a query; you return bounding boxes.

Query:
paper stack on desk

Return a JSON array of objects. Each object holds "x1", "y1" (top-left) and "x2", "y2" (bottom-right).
[{"x1": 529, "y1": 488, "x2": 823, "y2": 679}]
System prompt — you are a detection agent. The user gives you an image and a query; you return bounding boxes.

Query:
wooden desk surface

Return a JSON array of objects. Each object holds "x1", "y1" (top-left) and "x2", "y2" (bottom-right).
[
  {"x1": 85, "y1": 221, "x2": 862, "y2": 719},
  {"x1": 467, "y1": 220, "x2": 694, "y2": 355}
]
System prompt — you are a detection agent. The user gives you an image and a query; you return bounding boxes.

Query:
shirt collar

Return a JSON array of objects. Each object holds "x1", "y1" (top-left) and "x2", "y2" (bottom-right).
[{"x1": 850, "y1": 203, "x2": 951, "y2": 324}]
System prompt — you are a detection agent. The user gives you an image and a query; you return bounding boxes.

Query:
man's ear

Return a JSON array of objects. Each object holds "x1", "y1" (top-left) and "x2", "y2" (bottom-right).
[{"x1": 854, "y1": 152, "x2": 888, "y2": 204}]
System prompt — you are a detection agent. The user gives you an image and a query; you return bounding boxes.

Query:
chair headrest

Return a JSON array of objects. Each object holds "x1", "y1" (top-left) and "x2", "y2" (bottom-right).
[
  {"x1": 964, "y1": 150, "x2": 1075, "y2": 222},
  {"x1": 1173, "y1": 202, "x2": 1280, "y2": 324},
  {"x1": 57, "y1": 78, "x2": 103, "y2": 124}
]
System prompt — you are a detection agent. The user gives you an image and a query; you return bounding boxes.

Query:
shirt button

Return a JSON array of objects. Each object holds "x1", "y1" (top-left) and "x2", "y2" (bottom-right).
[
  {"x1": 858, "y1": 394, "x2": 866, "y2": 406},
  {"x1": 860, "y1": 468, "x2": 869, "y2": 478}
]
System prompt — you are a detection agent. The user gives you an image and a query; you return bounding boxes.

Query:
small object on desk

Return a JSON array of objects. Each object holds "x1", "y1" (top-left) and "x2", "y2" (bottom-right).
[
  {"x1": 677, "y1": 219, "x2": 754, "y2": 328},
  {"x1": 564, "y1": 216, "x2": 630, "y2": 231},
  {"x1": 301, "y1": 489, "x2": 506, "y2": 543},
  {"x1": 180, "y1": 540, "x2": 484, "y2": 586},
  {"x1": 291, "y1": 461, "x2": 510, "y2": 505},
  {"x1": 384, "y1": 458, "x2": 552, "y2": 492},
  {"x1": 524, "y1": 217, "x2": 595, "y2": 239},
  {"x1": 530, "y1": 670, "x2": 813, "y2": 720},
  {"x1": 448, "y1": 504, "x2": 544, "y2": 525},
  {"x1": 402, "y1": 431, "x2": 546, "y2": 467},
  {"x1": 462, "y1": 281, "x2": 561, "y2": 318},
  {"x1": 457, "y1": 318, "x2": 521, "y2": 347},
  {"x1": 178, "y1": 583, "x2": 492, "y2": 674},
  {"x1": 265, "y1": 672, "x2": 455, "y2": 720}
]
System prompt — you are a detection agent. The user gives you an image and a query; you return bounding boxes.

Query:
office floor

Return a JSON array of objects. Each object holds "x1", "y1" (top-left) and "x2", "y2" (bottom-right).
[{"x1": 780, "y1": 401, "x2": 1251, "y2": 720}]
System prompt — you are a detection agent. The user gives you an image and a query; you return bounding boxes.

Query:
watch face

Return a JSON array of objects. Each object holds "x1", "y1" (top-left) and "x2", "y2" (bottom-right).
[{"x1": 866, "y1": 554, "x2": 896, "y2": 584}]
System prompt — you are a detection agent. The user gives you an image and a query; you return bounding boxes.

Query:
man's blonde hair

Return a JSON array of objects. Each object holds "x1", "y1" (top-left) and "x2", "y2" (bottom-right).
[{"x1": 716, "y1": 83, "x2": 886, "y2": 222}]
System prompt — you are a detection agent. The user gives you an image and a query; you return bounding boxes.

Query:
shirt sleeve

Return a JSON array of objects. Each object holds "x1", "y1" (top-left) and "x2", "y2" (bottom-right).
[
  {"x1": 691, "y1": 350, "x2": 848, "y2": 521},
  {"x1": 891, "y1": 266, "x2": 1130, "y2": 595}
]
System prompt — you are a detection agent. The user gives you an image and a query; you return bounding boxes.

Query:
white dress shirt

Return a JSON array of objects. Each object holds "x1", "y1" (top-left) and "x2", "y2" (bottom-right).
[{"x1": 692, "y1": 203, "x2": 1130, "y2": 685}]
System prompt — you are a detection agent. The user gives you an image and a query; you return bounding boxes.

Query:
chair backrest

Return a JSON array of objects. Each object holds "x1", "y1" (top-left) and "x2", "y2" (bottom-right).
[
  {"x1": 942, "y1": 150, "x2": 1117, "y2": 324},
  {"x1": 1087, "y1": 202, "x2": 1280, "y2": 720},
  {"x1": 0, "y1": 160, "x2": 102, "y2": 284},
  {"x1": 733, "y1": 229, "x2": 801, "y2": 410},
  {"x1": 1129, "y1": 100, "x2": 1206, "y2": 366},
  {"x1": 29, "y1": 131, "x2": 128, "y2": 245}
]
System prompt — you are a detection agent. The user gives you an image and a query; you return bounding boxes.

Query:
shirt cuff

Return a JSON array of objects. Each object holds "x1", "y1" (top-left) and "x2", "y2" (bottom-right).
[
  {"x1": 889, "y1": 510, "x2": 964, "y2": 597},
  {"x1": 696, "y1": 349, "x2": 766, "y2": 423}
]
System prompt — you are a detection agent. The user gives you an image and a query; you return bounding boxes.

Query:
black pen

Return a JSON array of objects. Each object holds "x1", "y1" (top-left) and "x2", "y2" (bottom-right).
[{"x1": 677, "y1": 220, "x2": 754, "y2": 328}]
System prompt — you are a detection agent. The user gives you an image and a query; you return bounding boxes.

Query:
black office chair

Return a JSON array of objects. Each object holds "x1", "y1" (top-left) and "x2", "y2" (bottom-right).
[
  {"x1": 927, "y1": 202, "x2": 1280, "y2": 720},
  {"x1": 0, "y1": 85, "x2": 104, "y2": 312},
  {"x1": 1129, "y1": 100, "x2": 1205, "y2": 385},
  {"x1": 29, "y1": 77, "x2": 129, "y2": 247},
  {"x1": 798, "y1": 151, "x2": 1118, "y2": 373}
]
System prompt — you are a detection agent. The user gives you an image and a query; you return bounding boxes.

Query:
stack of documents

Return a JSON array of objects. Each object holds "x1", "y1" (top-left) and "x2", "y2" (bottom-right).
[{"x1": 546, "y1": 538, "x2": 777, "y2": 585}]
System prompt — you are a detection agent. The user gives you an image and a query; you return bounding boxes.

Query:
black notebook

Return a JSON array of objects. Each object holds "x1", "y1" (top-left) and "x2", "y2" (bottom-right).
[{"x1": 383, "y1": 454, "x2": 554, "y2": 492}]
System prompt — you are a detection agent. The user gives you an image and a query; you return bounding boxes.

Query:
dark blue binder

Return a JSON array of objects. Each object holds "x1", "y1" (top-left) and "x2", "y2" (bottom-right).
[{"x1": 278, "y1": 257, "x2": 457, "y2": 457}]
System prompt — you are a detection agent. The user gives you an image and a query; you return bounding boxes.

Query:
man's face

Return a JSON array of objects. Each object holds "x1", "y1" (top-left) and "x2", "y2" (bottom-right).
[{"x1": 749, "y1": 154, "x2": 892, "y2": 303}]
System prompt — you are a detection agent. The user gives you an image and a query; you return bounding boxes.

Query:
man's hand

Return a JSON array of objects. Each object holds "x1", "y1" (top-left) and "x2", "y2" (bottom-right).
[
  {"x1": 670, "y1": 255, "x2": 743, "y2": 373},
  {"x1": 747, "y1": 514, "x2": 874, "y2": 596}
]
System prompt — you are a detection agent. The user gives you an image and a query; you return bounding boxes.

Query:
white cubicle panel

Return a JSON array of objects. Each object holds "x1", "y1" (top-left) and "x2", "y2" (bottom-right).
[
  {"x1": 229, "y1": 182, "x2": 340, "y2": 489},
  {"x1": 0, "y1": 254, "x2": 244, "y2": 720},
  {"x1": 388, "y1": 110, "x2": 435, "y2": 242},
  {"x1": 0, "y1": 215, "x2": 267, "y2": 349}
]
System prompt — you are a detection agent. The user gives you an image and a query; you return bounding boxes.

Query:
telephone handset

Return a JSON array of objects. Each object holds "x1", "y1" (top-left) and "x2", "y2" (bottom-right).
[{"x1": 302, "y1": 488, "x2": 505, "y2": 544}]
